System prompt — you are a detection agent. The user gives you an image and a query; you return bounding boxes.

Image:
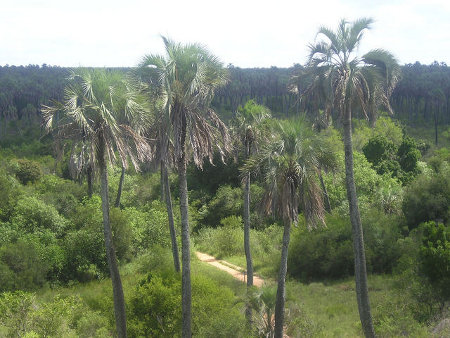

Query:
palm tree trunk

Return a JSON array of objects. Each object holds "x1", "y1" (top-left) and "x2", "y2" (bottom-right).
[
  {"x1": 244, "y1": 144, "x2": 254, "y2": 323},
  {"x1": 162, "y1": 161, "x2": 181, "y2": 272},
  {"x1": 343, "y1": 106, "x2": 375, "y2": 338},
  {"x1": 274, "y1": 219, "x2": 291, "y2": 338},
  {"x1": 98, "y1": 144, "x2": 127, "y2": 338},
  {"x1": 114, "y1": 165, "x2": 125, "y2": 208},
  {"x1": 87, "y1": 163, "x2": 93, "y2": 198},
  {"x1": 178, "y1": 121, "x2": 191, "y2": 338},
  {"x1": 319, "y1": 167, "x2": 331, "y2": 213},
  {"x1": 160, "y1": 160, "x2": 165, "y2": 201}
]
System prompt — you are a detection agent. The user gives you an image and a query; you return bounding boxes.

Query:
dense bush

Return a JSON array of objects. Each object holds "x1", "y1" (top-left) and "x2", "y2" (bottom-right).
[
  {"x1": 14, "y1": 159, "x2": 42, "y2": 184},
  {"x1": 11, "y1": 196, "x2": 68, "y2": 237},
  {"x1": 402, "y1": 172, "x2": 450, "y2": 229},
  {"x1": 418, "y1": 222, "x2": 449, "y2": 306},
  {"x1": 0, "y1": 172, "x2": 22, "y2": 222},
  {"x1": 288, "y1": 211, "x2": 402, "y2": 281},
  {"x1": 129, "y1": 268, "x2": 245, "y2": 337},
  {"x1": 0, "y1": 291, "x2": 111, "y2": 337},
  {"x1": 0, "y1": 239, "x2": 49, "y2": 291}
]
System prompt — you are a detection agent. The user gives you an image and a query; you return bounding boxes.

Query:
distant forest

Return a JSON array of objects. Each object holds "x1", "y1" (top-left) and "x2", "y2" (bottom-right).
[{"x1": 1, "y1": 62, "x2": 449, "y2": 130}]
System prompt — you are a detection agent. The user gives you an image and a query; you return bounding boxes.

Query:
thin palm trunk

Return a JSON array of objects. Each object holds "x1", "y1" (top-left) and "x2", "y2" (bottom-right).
[
  {"x1": 274, "y1": 219, "x2": 291, "y2": 338},
  {"x1": 99, "y1": 142, "x2": 127, "y2": 338},
  {"x1": 343, "y1": 106, "x2": 375, "y2": 338},
  {"x1": 163, "y1": 161, "x2": 181, "y2": 272},
  {"x1": 160, "y1": 160, "x2": 165, "y2": 201},
  {"x1": 319, "y1": 168, "x2": 331, "y2": 213},
  {"x1": 114, "y1": 165, "x2": 125, "y2": 208},
  {"x1": 178, "y1": 118, "x2": 191, "y2": 338},
  {"x1": 244, "y1": 143, "x2": 254, "y2": 323},
  {"x1": 87, "y1": 163, "x2": 93, "y2": 198}
]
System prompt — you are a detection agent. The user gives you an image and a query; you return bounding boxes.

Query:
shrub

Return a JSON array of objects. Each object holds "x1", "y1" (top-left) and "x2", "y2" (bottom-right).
[
  {"x1": 15, "y1": 159, "x2": 42, "y2": 184},
  {"x1": 125, "y1": 201, "x2": 171, "y2": 255},
  {"x1": 195, "y1": 216, "x2": 244, "y2": 258},
  {"x1": 288, "y1": 211, "x2": 402, "y2": 281},
  {"x1": 129, "y1": 269, "x2": 245, "y2": 337},
  {"x1": 419, "y1": 222, "x2": 449, "y2": 306},
  {"x1": 402, "y1": 173, "x2": 449, "y2": 229},
  {"x1": 203, "y1": 185, "x2": 242, "y2": 227},
  {"x1": 11, "y1": 196, "x2": 68, "y2": 237},
  {"x1": 0, "y1": 171, "x2": 22, "y2": 222},
  {"x1": 0, "y1": 239, "x2": 49, "y2": 291}
]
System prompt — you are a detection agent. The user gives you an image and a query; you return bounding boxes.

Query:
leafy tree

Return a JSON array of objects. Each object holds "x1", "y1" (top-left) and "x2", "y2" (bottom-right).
[
  {"x1": 139, "y1": 37, "x2": 229, "y2": 337},
  {"x1": 42, "y1": 68, "x2": 151, "y2": 337},
  {"x1": 243, "y1": 119, "x2": 325, "y2": 338},
  {"x1": 306, "y1": 18, "x2": 400, "y2": 337}
]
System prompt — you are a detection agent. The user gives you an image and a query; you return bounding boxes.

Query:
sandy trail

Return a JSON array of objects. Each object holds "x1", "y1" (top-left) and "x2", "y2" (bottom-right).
[{"x1": 195, "y1": 251, "x2": 265, "y2": 287}]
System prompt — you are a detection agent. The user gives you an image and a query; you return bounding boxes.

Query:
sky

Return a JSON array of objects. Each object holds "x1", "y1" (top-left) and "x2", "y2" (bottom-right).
[{"x1": 1, "y1": 0, "x2": 449, "y2": 68}]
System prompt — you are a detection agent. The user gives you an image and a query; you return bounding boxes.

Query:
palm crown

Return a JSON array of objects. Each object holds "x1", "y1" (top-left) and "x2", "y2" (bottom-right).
[
  {"x1": 43, "y1": 68, "x2": 152, "y2": 170},
  {"x1": 139, "y1": 37, "x2": 230, "y2": 168},
  {"x1": 307, "y1": 18, "x2": 401, "y2": 121}
]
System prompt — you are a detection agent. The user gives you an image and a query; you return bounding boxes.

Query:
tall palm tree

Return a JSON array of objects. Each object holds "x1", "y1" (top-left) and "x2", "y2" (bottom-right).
[
  {"x1": 231, "y1": 100, "x2": 271, "y2": 322},
  {"x1": 43, "y1": 69, "x2": 151, "y2": 338},
  {"x1": 306, "y1": 18, "x2": 400, "y2": 337},
  {"x1": 140, "y1": 37, "x2": 230, "y2": 337},
  {"x1": 243, "y1": 119, "x2": 325, "y2": 338}
]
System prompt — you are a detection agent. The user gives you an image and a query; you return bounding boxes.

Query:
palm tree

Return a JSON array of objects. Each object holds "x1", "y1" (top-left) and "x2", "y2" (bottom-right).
[
  {"x1": 243, "y1": 119, "x2": 325, "y2": 338},
  {"x1": 306, "y1": 18, "x2": 400, "y2": 337},
  {"x1": 43, "y1": 69, "x2": 151, "y2": 338},
  {"x1": 231, "y1": 100, "x2": 271, "y2": 322},
  {"x1": 140, "y1": 37, "x2": 230, "y2": 337}
]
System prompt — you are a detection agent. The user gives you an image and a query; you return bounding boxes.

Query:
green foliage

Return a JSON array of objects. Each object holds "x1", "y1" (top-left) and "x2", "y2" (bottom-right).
[
  {"x1": 0, "y1": 291, "x2": 35, "y2": 337},
  {"x1": 362, "y1": 134, "x2": 422, "y2": 184},
  {"x1": 203, "y1": 185, "x2": 242, "y2": 227},
  {"x1": 129, "y1": 272, "x2": 181, "y2": 337},
  {"x1": 0, "y1": 291, "x2": 110, "y2": 337},
  {"x1": 129, "y1": 268, "x2": 245, "y2": 337},
  {"x1": 419, "y1": 222, "x2": 450, "y2": 303},
  {"x1": 288, "y1": 211, "x2": 402, "y2": 281},
  {"x1": 125, "y1": 201, "x2": 172, "y2": 255},
  {"x1": 0, "y1": 239, "x2": 49, "y2": 291},
  {"x1": 11, "y1": 195, "x2": 68, "y2": 237},
  {"x1": 36, "y1": 174, "x2": 85, "y2": 217},
  {"x1": 397, "y1": 136, "x2": 421, "y2": 174},
  {"x1": 402, "y1": 172, "x2": 450, "y2": 229},
  {"x1": 363, "y1": 135, "x2": 397, "y2": 168},
  {"x1": 14, "y1": 159, "x2": 42, "y2": 185},
  {"x1": 196, "y1": 216, "x2": 244, "y2": 258},
  {"x1": 353, "y1": 116, "x2": 404, "y2": 151},
  {"x1": 0, "y1": 171, "x2": 21, "y2": 222}
]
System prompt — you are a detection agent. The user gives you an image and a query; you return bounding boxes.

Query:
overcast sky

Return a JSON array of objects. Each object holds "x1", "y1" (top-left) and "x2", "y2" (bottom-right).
[{"x1": 1, "y1": 0, "x2": 449, "y2": 68}]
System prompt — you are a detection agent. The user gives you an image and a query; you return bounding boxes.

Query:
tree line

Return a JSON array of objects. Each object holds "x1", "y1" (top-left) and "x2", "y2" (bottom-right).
[{"x1": 1, "y1": 61, "x2": 450, "y2": 132}]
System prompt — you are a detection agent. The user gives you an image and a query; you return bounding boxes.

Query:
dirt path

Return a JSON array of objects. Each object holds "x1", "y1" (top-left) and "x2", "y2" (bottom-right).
[{"x1": 195, "y1": 251, "x2": 265, "y2": 287}]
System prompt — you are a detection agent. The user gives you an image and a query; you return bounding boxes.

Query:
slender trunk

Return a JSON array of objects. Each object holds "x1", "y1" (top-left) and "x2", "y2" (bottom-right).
[
  {"x1": 114, "y1": 165, "x2": 125, "y2": 208},
  {"x1": 434, "y1": 110, "x2": 438, "y2": 146},
  {"x1": 319, "y1": 168, "x2": 331, "y2": 213},
  {"x1": 160, "y1": 160, "x2": 165, "y2": 201},
  {"x1": 274, "y1": 219, "x2": 291, "y2": 338},
  {"x1": 343, "y1": 105, "x2": 375, "y2": 338},
  {"x1": 163, "y1": 161, "x2": 180, "y2": 272},
  {"x1": 99, "y1": 143, "x2": 127, "y2": 338},
  {"x1": 178, "y1": 117, "x2": 191, "y2": 338},
  {"x1": 87, "y1": 163, "x2": 93, "y2": 198},
  {"x1": 243, "y1": 141, "x2": 254, "y2": 323}
]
